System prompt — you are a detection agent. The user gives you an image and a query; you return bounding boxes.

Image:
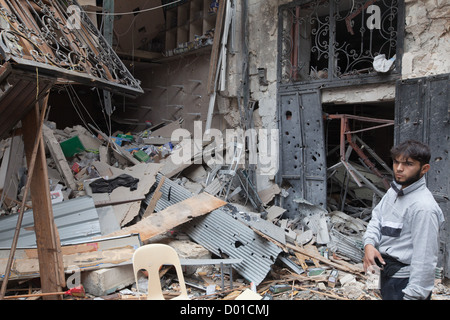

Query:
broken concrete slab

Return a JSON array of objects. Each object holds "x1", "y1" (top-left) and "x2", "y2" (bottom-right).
[
  {"x1": 266, "y1": 205, "x2": 286, "y2": 222},
  {"x1": 257, "y1": 183, "x2": 280, "y2": 205},
  {"x1": 303, "y1": 213, "x2": 330, "y2": 245},
  {"x1": 70, "y1": 125, "x2": 103, "y2": 151},
  {"x1": 81, "y1": 265, "x2": 135, "y2": 297},
  {"x1": 227, "y1": 204, "x2": 286, "y2": 245},
  {"x1": 156, "y1": 238, "x2": 212, "y2": 275},
  {"x1": 182, "y1": 164, "x2": 208, "y2": 184},
  {"x1": 159, "y1": 138, "x2": 224, "y2": 178}
]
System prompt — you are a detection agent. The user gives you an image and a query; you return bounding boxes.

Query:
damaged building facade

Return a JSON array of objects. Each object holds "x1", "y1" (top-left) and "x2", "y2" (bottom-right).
[
  {"x1": 128, "y1": 0, "x2": 449, "y2": 278},
  {"x1": 0, "y1": 0, "x2": 449, "y2": 300},
  {"x1": 216, "y1": 0, "x2": 450, "y2": 278}
]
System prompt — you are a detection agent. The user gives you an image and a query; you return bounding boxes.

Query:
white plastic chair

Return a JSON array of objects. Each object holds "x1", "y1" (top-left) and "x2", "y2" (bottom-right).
[{"x1": 132, "y1": 244, "x2": 189, "y2": 300}]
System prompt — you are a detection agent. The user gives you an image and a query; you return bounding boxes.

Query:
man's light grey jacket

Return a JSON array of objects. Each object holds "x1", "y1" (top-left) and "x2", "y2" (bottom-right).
[{"x1": 363, "y1": 176, "x2": 445, "y2": 300}]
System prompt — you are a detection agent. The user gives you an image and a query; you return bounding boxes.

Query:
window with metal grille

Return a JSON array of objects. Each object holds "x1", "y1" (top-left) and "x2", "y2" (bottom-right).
[{"x1": 279, "y1": 0, "x2": 402, "y2": 84}]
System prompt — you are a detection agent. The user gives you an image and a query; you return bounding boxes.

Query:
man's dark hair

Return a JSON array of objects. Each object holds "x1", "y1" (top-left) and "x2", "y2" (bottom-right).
[{"x1": 390, "y1": 140, "x2": 431, "y2": 166}]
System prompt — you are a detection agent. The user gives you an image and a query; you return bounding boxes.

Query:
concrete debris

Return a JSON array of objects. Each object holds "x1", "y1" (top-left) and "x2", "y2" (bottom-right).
[{"x1": 1, "y1": 121, "x2": 449, "y2": 300}]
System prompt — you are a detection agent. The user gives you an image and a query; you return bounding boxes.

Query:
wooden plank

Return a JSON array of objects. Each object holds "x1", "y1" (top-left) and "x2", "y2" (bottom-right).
[
  {"x1": 286, "y1": 243, "x2": 364, "y2": 276},
  {"x1": 304, "y1": 244, "x2": 321, "y2": 268},
  {"x1": 0, "y1": 144, "x2": 10, "y2": 193},
  {"x1": 94, "y1": 196, "x2": 145, "y2": 208},
  {"x1": 251, "y1": 224, "x2": 364, "y2": 277},
  {"x1": 0, "y1": 234, "x2": 141, "y2": 280},
  {"x1": 101, "y1": 192, "x2": 227, "y2": 242},
  {"x1": 42, "y1": 125, "x2": 77, "y2": 190},
  {"x1": 1, "y1": 136, "x2": 24, "y2": 206},
  {"x1": 0, "y1": 101, "x2": 48, "y2": 299},
  {"x1": 294, "y1": 252, "x2": 309, "y2": 271},
  {"x1": 294, "y1": 285, "x2": 349, "y2": 300},
  {"x1": 159, "y1": 139, "x2": 224, "y2": 178},
  {"x1": 142, "y1": 176, "x2": 165, "y2": 218},
  {"x1": 21, "y1": 100, "x2": 64, "y2": 299}
]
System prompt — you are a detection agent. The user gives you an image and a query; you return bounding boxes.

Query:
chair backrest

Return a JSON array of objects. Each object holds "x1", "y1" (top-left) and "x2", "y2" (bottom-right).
[{"x1": 132, "y1": 244, "x2": 189, "y2": 300}]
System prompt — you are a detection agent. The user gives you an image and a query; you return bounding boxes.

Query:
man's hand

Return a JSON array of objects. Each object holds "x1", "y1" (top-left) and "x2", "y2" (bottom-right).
[{"x1": 363, "y1": 244, "x2": 385, "y2": 272}]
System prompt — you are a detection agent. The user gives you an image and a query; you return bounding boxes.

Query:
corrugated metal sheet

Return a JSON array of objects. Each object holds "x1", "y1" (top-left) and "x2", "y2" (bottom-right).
[
  {"x1": 142, "y1": 174, "x2": 192, "y2": 212},
  {"x1": 145, "y1": 174, "x2": 282, "y2": 285},
  {"x1": 182, "y1": 208, "x2": 282, "y2": 285},
  {"x1": 329, "y1": 229, "x2": 364, "y2": 263},
  {"x1": 0, "y1": 196, "x2": 102, "y2": 248}
]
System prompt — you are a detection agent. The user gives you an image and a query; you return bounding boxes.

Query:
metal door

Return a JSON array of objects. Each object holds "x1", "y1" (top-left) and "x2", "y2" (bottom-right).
[
  {"x1": 395, "y1": 73, "x2": 450, "y2": 278},
  {"x1": 277, "y1": 90, "x2": 327, "y2": 219}
]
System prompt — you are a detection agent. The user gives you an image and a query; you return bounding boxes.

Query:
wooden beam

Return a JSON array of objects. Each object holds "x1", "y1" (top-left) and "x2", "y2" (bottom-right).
[
  {"x1": 0, "y1": 97, "x2": 49, "y2": 299},
  {"x1": 206, "y1": 0, "x2": 226, "y2": 94},
  {"x1": 0, "y1": 136, "x2": 24, "y2": 207},
  {"x1": 286, "y1": 243, "x2": 364, "y2": 276},
  {"x1": 21, "y1": 97, "x2": 65, "y2": 300},
  {"x1": 142, "y1": 176, "x2": 165, "y2": 218},
  {"x1": 101, "y1": 192, "x2": 227, "y2": 242},
  {"x1": 42, "y1": 126, "x2": 77, "y2": 190}
]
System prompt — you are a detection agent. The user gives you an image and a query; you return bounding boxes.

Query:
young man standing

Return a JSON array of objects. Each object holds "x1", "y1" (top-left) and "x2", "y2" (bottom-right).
[{"x1": 363, "y1": 140, "x2": 445, "y2": 300}]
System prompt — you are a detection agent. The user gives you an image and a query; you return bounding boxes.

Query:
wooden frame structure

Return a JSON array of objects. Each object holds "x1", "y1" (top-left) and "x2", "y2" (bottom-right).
[{"x1": 0, "y1": 0, "x2": 142, "y2": 299}]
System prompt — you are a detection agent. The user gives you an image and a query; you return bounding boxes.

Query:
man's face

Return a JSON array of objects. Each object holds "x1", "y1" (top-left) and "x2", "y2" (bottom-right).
[{"x1": 392, "y1": 156, "x2": 429, "y2": 188}]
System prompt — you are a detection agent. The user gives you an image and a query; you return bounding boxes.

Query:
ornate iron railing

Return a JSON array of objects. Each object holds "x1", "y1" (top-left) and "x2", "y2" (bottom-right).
[
  {"x1": 0, "y1": 0, "x2": 142, "y2": 95},
  {"x1": 279, "y1": 0, "x2": 400, "y2": 84}
]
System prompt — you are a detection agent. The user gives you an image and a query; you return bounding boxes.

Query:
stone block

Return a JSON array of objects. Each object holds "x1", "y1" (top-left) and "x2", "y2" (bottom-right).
[{"x1": 81, "y1": 265, "x2": 135, "y2": 297}]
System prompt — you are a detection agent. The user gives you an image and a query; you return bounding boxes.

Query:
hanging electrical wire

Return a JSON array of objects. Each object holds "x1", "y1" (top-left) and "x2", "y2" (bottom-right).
[
  {"x1": 65, "y1": 85, "x2": 90, "y2": 131},
  {"x1": 69, "y1": 85, "x2": 103, "y2": 131},
  {"x1": 64, "y1": 85, "x2": 120, "y2": 154},
  {"x1": 84, "y1": 0, "x2": 183, "y2": 16},
  {"x1": 95, "y1": 87, "x2": 113, "y2": 138}
]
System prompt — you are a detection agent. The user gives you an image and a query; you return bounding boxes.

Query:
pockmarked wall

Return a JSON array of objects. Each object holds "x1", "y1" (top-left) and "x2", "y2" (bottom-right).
[
  {"x1": 239, "y1": 0, "x2": 450, "y2": 192},
  {"x1": 402, "y1": 0, "x2": 450, "y2": 79}
]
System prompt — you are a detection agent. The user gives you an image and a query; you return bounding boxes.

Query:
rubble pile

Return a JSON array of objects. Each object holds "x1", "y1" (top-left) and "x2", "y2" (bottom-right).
[{"x1": 0, "y1": 121, "x2": 448, "y2": 300}]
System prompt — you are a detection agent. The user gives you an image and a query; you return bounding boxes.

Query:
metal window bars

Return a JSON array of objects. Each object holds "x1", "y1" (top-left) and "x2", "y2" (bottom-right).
[
  {"x1": 279, "y1": 0, "x2": 400, "y2": 84},
  {"x1": 0, "y1": 0, "x2": 142, "y2": 96}
]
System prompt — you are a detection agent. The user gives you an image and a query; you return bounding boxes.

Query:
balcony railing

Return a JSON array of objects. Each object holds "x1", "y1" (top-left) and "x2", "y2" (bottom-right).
[{"x1": 0, "y1": 0, "x2": 142, "y2": 95}]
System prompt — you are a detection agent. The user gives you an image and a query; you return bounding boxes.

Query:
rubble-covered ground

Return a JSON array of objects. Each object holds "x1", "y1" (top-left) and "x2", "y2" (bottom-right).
[{"x1": 1, "y1": 121, "x2": 449, "y2": 300}]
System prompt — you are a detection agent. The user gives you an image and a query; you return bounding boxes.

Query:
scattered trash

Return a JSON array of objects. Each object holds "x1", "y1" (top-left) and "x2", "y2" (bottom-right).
[{"x1": 373, "y1": 54, "x2": 396, "y2": 73}]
